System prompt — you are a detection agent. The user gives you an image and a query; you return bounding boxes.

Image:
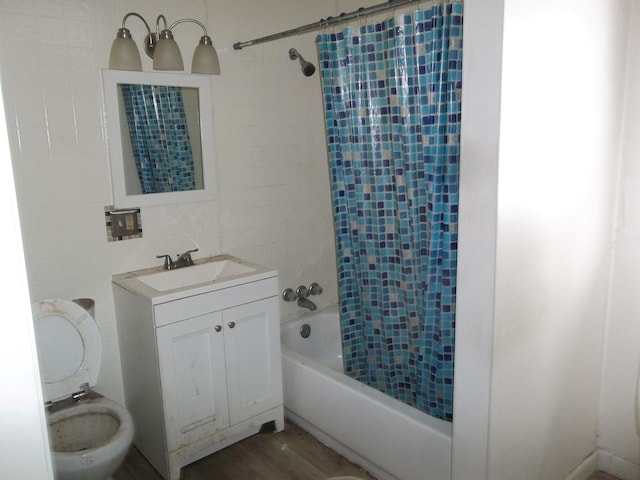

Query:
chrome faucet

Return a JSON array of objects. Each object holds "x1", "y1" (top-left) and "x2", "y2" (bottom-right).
[
  {"x1": 295, "y1": 285, "x2": 317, "y2": 311},
  {"x1": 282, "y1": 282, "x2": 323, "y2": 311},
  {"x1": 156, "y1": 248, "x2": 199, "y2": 270}
]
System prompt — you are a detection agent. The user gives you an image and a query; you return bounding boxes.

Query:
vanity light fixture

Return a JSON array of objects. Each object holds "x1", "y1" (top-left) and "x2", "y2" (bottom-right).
[{"x1": 109, "y1": 13, "x2": 220, "y2": 75}]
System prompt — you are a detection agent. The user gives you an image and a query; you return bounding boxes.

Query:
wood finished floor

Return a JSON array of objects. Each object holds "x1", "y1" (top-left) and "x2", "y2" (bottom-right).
[
  {"x1": 113, "y1": 421, "x2": 621, "y2": 480},
  {"x1": 114, "y1": 421, "x2": 376, "y2": 480}
]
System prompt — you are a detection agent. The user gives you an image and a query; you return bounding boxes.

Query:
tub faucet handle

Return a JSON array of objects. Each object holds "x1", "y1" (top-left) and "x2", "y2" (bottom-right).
[
  {"x1": 296, "y1": 285, "x2": 310, "y2": 298},
  {"x1": 308, "y1": 282, "x2": 323, "y2": 295},
  {"x1": 282, "y1": 288, "x2": 297, "y2": 302}
]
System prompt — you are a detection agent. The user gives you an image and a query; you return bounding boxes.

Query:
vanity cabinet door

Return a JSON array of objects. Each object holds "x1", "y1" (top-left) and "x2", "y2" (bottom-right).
[
  {"x1": 156, "y1": 311, "x2": 229, "y2": 453},
  {"x1": 223, "y1": 297, "x2": 283, "y2": 424}
]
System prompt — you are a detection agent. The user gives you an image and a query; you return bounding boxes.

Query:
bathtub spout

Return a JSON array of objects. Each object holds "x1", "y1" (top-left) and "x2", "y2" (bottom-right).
[{"x1": 297, "y1": 297, "x2": 317, "y2": 311}]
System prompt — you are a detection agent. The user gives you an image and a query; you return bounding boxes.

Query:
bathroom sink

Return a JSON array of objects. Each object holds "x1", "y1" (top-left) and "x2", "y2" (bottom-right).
[
  {"x1": 136, "y1": 259, "x2": 257, "y2": 292},
  {"x1": 113, "y1": 254, "x2": 276, "y2": 304}
]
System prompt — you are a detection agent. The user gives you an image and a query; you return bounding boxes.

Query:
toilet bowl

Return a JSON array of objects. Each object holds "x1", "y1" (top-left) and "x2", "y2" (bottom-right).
[
  {"x1": 47, "y1": 395, "x2": 133, "y2": 480},
  {"x1": 33, "y1": 298, "x2": 134, "y2": 480}
]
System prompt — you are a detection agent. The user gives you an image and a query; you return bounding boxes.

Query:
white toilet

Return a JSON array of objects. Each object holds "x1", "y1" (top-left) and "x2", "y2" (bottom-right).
[{"x1": 32, "y1": 298, "x2": 134, "y2": 480}]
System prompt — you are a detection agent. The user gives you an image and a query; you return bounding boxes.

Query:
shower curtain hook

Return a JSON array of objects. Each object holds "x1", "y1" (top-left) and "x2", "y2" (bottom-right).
[
  {"x1": 319, "y1": 17, "x2": 331, "y2": 37},
  {"x1": 354, "y1": 6, "x2": 367, "y2": 30}
]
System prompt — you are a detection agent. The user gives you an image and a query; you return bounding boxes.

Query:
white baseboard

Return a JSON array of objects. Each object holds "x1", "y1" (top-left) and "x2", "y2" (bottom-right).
[
  {"x1": 565, "y1": 449, "x2": 639, "y2": 480},
  {"x1": 597, "y1": 449, "x2": 640, "y2": 480},
  {"x1": 566, "y1": 451, "x2": 599, "y2": 480}
]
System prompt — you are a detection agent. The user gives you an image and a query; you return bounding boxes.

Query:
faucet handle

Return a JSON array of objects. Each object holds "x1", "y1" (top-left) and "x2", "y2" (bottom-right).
[
  {"x1": 296, "y1": 285, "x2": 310, "y2": 298},
  {"x1": 282, "y1": 288, "x2": 298, "y2": 302},
  {"x1": 177, "y1": 248, "x2": 198, "y2": 264},
  {"x1": 308, "y1": 282, "x2": 323, "y2": 295},
  {"x1": 156, "y1": 254, "x2": 174, "y2": 270},
  {"x1": 181, "y1": 248, "x2": 198, "y2": 257}
]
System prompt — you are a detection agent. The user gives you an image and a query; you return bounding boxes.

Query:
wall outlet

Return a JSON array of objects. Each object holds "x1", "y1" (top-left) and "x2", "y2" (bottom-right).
[
  {"x1": 105, "y1": 206, "x2": 142, "y2": 241},
  {"x1": 111, "y1": 212, "x2": 138, "y2": 237}
]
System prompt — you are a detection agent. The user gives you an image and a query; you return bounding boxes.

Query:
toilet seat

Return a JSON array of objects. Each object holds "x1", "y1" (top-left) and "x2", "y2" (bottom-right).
[{"x1": 32, "y1": 299, "x2": 102, "y2": 403}]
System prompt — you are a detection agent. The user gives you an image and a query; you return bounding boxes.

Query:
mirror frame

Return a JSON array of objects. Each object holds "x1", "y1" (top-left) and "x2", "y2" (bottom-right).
[{"x1": 102, "y1": 70, "x2": 217, "y2": 207}]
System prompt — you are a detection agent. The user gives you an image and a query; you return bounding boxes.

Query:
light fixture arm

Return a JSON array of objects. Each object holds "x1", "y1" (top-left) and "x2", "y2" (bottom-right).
[
  {"x1": 166, "y1": 18, "x2": 214, "y2": 50},
  {"x1": 167, "y1": 18, "x2": 208, "y2": 37},
  {"x1": 121, "y1": 12, "x2": 151, "y2": 33},
  {"x1": 155, "y1": 14, "x2": 169, "y2": 34},
  {"x1": 119, "y1": 12, "x2": 156, "y2": 59}
]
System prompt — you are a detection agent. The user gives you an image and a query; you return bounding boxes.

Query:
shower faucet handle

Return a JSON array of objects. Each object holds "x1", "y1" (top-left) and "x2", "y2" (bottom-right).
[
  {"x1": 308, "y1": 282, "x2": 323, "y2": 295},
  {"x1": 284, "y1": 284, "x2": 320, "y2": 302},
  {"x1": 282, "y1": 288, "x2": 297, "y2": 302},
  {"x1": 296, "y1": 285, "x2": 310, "y2": 298}
]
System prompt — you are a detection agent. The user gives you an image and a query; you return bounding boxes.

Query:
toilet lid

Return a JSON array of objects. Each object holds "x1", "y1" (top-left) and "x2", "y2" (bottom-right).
[{"x1": 32, "y1": 299, "x2": 102, "y2": 403}]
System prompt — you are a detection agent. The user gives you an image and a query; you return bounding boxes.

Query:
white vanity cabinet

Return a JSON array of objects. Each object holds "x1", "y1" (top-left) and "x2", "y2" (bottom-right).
[
  {"x1": 155, "y1": 297, "x2": 282, "y2": 454},
  {"x1": 113, "y1": 256, "x2": 284, "y2": 480}
]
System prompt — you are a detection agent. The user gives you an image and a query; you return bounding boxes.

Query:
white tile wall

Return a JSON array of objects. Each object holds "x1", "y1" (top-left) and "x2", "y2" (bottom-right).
[
  {"x1": 211, "y1": 0, "x2": 339, "y2": 320},
  {"x1": 0, "y1": 0, "x2": 340, "y2": 404}
]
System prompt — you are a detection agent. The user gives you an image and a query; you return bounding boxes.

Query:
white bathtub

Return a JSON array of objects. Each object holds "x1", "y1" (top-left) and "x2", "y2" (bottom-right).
[{"x1": 280, "y1": 305, "x2": 452, "y2": 480}]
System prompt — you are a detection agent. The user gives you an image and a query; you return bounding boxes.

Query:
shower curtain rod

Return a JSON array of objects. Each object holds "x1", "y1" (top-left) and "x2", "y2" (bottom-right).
[{"x1": 233, "y1": 0, "x2": 428, "y2": 50}]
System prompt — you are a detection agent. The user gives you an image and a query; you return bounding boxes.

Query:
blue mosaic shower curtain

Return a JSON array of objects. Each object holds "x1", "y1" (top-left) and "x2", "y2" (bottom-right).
[
  {"x1": 120, "y1": 84, "x2": 195, "y2": 193},
  {"x1": 317, "y1": 0, "x2": 462, "y2": 421}
]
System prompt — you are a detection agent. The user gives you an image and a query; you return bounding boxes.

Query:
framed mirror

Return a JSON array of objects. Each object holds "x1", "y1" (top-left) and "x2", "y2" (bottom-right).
[{"x1": 102, "y1": 70, "x2": 216, "y2": 207}]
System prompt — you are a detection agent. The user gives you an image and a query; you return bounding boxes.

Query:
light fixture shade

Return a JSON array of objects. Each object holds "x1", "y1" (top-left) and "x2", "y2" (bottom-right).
[
  {"x1": 192, "y1": 36, "x2": 220, "y2": 75},
  {"x1": 109, "y1": 30, "x2": 142, "y2": 71},
  {"x1": 153, "y1": 30, "x2": 184, "y2": 71}
]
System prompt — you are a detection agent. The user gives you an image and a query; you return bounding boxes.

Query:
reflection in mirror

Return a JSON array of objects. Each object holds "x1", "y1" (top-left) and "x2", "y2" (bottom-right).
[
  {"x1": 103, "y1": 70, "x2": 216, "y2": 208},
  {"x1": 118, "y1": 84, "x2": 203, "y2": 195}
]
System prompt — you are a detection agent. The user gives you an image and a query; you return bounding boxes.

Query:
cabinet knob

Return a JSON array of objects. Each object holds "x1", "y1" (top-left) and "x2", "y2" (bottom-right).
[
  {"x1": 214, "y1": 325, "x2": 222, "y2": 332},
  {"x1": 227, "y1": 321, "x2": 236, "y2": 329}
]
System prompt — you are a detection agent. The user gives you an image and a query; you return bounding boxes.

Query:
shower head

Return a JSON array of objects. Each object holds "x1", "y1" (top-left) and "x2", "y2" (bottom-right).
[{"x1": 289, "y1": 48, "x2": 316, "y2": 77}]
